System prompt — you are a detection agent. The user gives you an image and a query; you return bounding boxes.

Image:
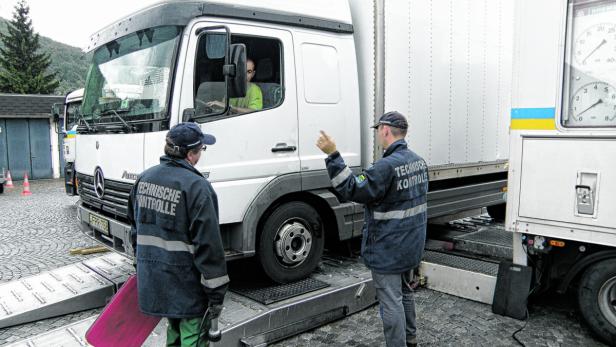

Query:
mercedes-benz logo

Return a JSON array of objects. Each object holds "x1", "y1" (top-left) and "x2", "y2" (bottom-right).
[{"x1": 94, "y1": 167, "x2": 105, "y2": 198}]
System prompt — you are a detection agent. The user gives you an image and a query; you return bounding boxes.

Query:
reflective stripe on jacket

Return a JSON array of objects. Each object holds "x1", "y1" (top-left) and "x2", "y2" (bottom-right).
[
  {"x1": 127, "y1": 156, "x2": 228, "y2": 318},
  {"x1": 325, "y1": 139, "x2": 428, "y2": 274}
]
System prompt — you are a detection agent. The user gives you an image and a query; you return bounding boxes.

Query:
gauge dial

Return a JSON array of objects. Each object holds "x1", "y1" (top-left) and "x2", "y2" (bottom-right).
[
  {"x1": 568, "y1": 82, "x2": 616, "y2": 126},
  {"x1": 574, "y1": 23, "x2": 616, "y2": 68}
]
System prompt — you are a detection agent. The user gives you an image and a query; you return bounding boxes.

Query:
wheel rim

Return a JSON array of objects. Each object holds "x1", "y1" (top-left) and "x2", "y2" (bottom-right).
[
  {"x1": 274, "y1": 218, "x2": 312, "y2": 267},
  {"x1": 598, "y1": 275, "x2": 616, "y2": 327}
]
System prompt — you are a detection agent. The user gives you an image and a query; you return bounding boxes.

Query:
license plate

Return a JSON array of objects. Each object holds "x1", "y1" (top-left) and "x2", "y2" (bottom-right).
[{"x1": 89, "y1": 213, "x2": 110, "y2": 235}]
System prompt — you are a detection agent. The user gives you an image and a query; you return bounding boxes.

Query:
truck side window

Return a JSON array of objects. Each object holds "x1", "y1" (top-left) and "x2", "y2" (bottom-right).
[
  {"x1": 301, "y1": 43, "x2": 340, "y2": 104},
  {"x1": 65, "y1": 102, "x2": 82, "y2": 130},
  {"x1": 194, "y1": 35, "x2": 284, "y2": 117}
]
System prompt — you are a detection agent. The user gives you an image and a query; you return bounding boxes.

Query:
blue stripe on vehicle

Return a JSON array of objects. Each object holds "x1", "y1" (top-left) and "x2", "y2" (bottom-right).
[{"x1": 511, "y1": 107, "x2": 555, "y2": 119}]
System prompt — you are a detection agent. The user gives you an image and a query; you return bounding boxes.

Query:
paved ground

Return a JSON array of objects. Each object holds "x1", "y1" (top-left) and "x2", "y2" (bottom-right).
[
  {"x1": 272, "y1": 290, "x2": 605, "y2": 347},
  {"x1": 0, "y1": 180, "x2": 608, "y2": 346},
  {"x1": 0, "y1": 180, "x2": 99, "y2": 283}
]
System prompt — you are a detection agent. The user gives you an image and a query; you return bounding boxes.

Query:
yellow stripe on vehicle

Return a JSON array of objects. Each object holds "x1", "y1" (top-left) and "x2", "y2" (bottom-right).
[{"x1": 510, "y1": 118, "x2": 556, "y2": 130}]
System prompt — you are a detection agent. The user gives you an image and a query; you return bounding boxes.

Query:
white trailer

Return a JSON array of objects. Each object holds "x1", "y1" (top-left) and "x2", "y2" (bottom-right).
[
  {"x1": 74, "y1": 0, "x2": 512, "y2": 284},
  {"x1": 507, "y1": 0, "x2": 616, "y2": 343}
]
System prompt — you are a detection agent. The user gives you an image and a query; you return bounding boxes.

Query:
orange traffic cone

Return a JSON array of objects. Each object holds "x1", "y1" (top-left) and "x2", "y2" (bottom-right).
[
  {"x1": 21, "y1": 172, "x2": 32, "y2": 196},
  {"x1": 4, "y1": 170, "x2": 14, "y2": 188}
]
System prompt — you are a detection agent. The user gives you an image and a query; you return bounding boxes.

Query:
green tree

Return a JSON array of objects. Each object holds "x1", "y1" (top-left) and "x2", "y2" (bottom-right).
[{"x1": 0, "y1": 0, "x2": 58, "y2": 94}]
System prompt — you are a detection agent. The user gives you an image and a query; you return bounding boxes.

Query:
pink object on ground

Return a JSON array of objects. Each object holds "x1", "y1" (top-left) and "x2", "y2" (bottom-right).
[{"x1": 86, "y1": 275, "x2": 161, "y2": 347}]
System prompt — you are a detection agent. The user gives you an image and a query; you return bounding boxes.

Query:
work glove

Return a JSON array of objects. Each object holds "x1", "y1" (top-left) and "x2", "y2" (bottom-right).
[{"x1": 207, "y1": 304, "x2": 223, "y2": 320}]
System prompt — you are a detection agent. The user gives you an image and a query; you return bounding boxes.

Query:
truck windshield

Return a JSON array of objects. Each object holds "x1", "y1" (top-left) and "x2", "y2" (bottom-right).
[{"x1": 81, "y1": 26, "x2": 181, "y2": 128}]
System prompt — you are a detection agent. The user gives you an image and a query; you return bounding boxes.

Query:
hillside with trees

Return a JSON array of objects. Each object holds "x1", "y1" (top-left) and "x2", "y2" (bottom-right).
[{"x1": 0, "y1": 16, "x2": 90, "y2": 95}]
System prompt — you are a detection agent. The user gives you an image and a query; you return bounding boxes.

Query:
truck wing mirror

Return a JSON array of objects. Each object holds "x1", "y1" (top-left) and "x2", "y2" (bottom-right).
[
  {"x1": 226, "y1": 43, "x2": 247, "y2": 98},
  {"x1": 182, "y1": 108, "x2": 196, "y2": 122},
  {"x1": 51, "y1": 103, "x2": 62, "y2": 124}
]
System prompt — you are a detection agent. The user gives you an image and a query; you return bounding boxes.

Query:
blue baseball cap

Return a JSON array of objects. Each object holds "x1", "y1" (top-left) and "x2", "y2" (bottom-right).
[
  {"x1": 371, "y1": 111, "x2": 408, "y2": 129},
  {"x1": 166, "y1": 122, "x2": 216, "y2": 150}
]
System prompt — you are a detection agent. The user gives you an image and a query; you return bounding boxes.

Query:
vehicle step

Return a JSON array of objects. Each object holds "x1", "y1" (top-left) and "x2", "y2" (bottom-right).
[{"x1": 419, "y1": 250, "x2": 498, "y2": 305}]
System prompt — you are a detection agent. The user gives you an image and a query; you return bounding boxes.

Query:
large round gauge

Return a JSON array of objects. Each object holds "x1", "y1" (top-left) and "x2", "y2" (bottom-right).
[
  {"x1": 569, "y1": 81, "x2": 616, "y2": 126},
  {"x1": 563, "y1": 1, "x2": 616, "y2": 128},
  {"x1": 574, "y1": 23, "x2": 616, "y2": 68}
]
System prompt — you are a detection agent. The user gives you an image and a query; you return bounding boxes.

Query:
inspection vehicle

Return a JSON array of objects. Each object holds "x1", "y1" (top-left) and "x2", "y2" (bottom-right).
[
  {"x1": 74, "y1": 0, "x2": 512, "y2": 284},
  {"x1": 506, "y1": 0, "x2": 616, "y2": 343}
]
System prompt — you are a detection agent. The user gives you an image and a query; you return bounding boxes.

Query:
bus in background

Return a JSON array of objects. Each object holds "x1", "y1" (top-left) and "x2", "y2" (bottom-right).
[{"x1": 62, "y1": 88, "x2": 83, "y2": 195}]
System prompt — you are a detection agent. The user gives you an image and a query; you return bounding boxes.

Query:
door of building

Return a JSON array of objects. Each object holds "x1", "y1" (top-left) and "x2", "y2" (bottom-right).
[{"x1": 0, "y1": 118, "x2": 52, "y2": 180}]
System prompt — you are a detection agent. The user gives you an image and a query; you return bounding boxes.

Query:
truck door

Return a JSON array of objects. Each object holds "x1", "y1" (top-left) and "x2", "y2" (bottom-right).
[
  {"x1": 293, "y1": 32, "x2": 361, "y2": 174},
  {"x1": 177, "y1": 22, "x2": 299, "y2": 225}
]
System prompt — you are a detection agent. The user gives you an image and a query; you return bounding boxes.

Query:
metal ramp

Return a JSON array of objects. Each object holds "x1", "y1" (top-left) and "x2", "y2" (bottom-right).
[
  {"x1": 4, "y1": 316, "x2": 169, "y2": 347},
  {"x1": 215, "y1": 255, "x2": 375, "y2": 346},
  {"x1": 420, "y1": 218, "x2": 509, "y2": 305},
  {"x1": 0, "y1": 252, "x2": 134, "y2": 329},
  {"x1": 419, "y1": 250, "x2": 499, "y2": 305},
  {"x1": 4, "y1": 316, "x2": 97, "y2": 347},
  {"x1": 452, "y1": 226, "x2": 513, "y2": 259}
]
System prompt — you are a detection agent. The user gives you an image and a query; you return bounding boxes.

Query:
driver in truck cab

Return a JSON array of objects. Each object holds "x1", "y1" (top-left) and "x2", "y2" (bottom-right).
[
  {"x1": 207, "y1": 58, "x2": 263, "y2": 114},
  {"x1": 128, "y1": 122, "x2": 228, "y2": 346},
  {"x1": 317, "y1": 111, "x2": 428, "y2": 347}
]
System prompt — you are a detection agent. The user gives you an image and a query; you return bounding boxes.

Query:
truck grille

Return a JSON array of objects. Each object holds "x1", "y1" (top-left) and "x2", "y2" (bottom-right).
[{"x1": 77, "y1": 173, "x2": 133, "y2": 221}]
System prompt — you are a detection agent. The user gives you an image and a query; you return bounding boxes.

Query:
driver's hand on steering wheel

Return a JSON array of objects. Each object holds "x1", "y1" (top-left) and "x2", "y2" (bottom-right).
[{"x1": 206, "y1": 100, "x2": 225, "y2": 109}]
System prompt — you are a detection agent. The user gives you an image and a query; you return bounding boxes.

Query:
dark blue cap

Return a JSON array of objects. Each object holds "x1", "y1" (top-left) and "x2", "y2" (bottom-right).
[
  {"x1": 166, "y1": 122, "x2": 216, "y2": 150},
  {"x1": 371, "y1": 111, "x2": 408, "y2": 129}
]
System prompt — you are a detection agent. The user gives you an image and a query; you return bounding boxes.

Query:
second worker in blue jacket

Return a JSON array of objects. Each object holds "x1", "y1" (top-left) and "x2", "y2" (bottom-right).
[{"x1": 316, "y1": 111, "x2": 428, "y2": 347}]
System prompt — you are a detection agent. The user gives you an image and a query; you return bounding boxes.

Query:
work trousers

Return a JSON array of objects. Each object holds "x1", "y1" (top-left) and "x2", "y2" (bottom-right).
[
  {"x1": 167, "y1": 317, "x2": 209, "y2": 347},
  {"x1": 372, "y1": 270, "x2": 417, "y2": 347}
]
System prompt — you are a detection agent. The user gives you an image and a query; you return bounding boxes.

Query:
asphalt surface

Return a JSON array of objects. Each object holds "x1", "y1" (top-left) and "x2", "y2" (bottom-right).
[{"x1": 0, "y1": 180, "x2": 608, "y2": 346}]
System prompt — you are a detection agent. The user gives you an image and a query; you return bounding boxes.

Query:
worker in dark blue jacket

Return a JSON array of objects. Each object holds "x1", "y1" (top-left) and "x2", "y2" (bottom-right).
[
  {"x1": 317, "y1": 111, "x2": 428, "y2": 347},
  {"x1": 127, "y1": 122, "x2": 228, "y2": 347}
]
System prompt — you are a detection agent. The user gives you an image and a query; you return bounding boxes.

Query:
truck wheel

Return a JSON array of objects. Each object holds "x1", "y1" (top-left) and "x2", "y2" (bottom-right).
[
  {"x1": 487, "y1": 203, "x2": 506, "y2": 221},
  {"x1": 258, "y1": 202, "x2": 325, "y2": 283},
  {"x1": 578, "y1": 258, "x2": 616, "y2": 345},
  {"x1": 0, "y1": 183, "x2": 3, "y2": 194}
]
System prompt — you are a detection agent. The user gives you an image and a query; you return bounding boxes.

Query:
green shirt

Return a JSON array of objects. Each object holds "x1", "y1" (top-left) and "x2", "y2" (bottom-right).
[{"x1": 230, "y1": 83, "x2": 263, "y2": 110}]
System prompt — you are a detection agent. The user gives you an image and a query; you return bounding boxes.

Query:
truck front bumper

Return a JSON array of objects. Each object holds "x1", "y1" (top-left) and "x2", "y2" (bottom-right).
[{"x1": 78, "y1": 204, "x2": 134, "y2": 257}]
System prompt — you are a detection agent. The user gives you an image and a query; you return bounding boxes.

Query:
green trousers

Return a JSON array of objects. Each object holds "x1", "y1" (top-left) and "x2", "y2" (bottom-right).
[{"x1": 166, "y1": 317, "x2": 209, "y2": 347}]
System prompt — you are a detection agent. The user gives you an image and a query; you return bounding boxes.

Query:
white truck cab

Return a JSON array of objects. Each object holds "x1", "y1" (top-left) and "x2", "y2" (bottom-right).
[{"x1": 75, "y1": 0, "x2": 512, "y2": 283}]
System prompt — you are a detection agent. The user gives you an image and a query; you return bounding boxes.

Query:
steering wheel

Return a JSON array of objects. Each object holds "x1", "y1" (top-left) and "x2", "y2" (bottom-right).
[{"x1": 195, "y1": 98, "x2": 214, "y2": 114}]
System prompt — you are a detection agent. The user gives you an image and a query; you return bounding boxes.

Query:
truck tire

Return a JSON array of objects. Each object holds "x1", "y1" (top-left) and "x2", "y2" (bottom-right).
[
  {"x1": 0, "y1": 183, "x2": 3, "y2": 194},
  {"x1": 578, "y1": 258, "x2": 616, "y2": 345},
  {"x1": 258, "y1": 202, "x2": 325, "y2": 283},
  {"x1": 487, "y1": 203, "x2": 506, "y2": 221}
]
